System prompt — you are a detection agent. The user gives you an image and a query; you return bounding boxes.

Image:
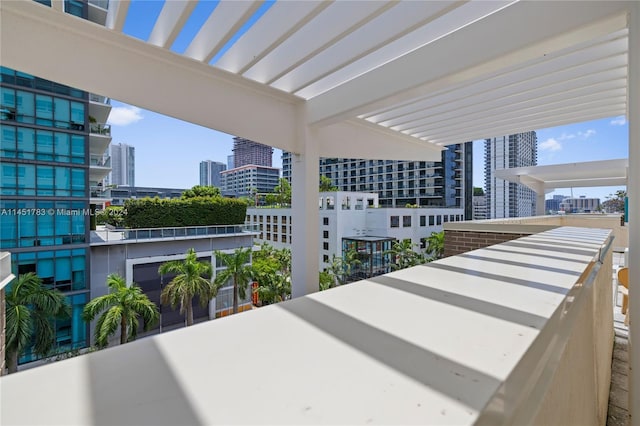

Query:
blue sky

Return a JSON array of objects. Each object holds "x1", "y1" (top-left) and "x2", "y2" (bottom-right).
[
  {"x1": 109, "y1": 0, "x2": 628, "y2": 202},
  {"x1": 108, "y1": 101, "x2": 628, "y2": 202}
]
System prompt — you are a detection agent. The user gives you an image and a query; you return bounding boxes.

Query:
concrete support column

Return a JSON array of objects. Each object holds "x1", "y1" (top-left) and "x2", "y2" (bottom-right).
[
  {"x1": 628, "y1": 2, "x2": 640, "y2": 422},
  {"x1": 536, "y1": 191, "x2": 546, "y2": 216},
  {"x1": 291, "y1": 107, "x2": 320, "y2": 298}
]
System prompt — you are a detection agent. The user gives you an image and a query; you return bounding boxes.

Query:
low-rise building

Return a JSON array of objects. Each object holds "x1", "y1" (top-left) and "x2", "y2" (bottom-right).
[
  {"x1": 221, "y1": 164, "x2": 280, "y2": 198},
  {"x1": 89, "y1": 224, "x2": 258, "y2": 343},
  {"x1": 559, "y1": 196, "x2": 600, "y2": 213},
  {"x1": 246, "y1": 191, "x2": 464, "y2": 274}
]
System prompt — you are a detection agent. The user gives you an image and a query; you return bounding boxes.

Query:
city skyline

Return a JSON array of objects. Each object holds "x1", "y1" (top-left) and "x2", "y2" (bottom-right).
[{"x1": 107, "y1": 100, "x2": 628, "y2": 202}]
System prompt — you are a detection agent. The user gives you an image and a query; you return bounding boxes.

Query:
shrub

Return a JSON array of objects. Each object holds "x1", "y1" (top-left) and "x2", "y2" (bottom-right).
[{"x1": 123, "y1": 196, "x2": 247, "y2": 228}]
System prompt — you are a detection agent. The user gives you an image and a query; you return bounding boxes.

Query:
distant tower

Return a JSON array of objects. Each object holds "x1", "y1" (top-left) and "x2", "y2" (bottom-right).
[
  {"x1": 110, "y1": 143, "x2": 135, "y2": 186},
  {"x1": 484, "y1": 131, "x2": 538, "y2": 218},
  {"x1": 199, "y1": 160, "x2": 226, "y2": 187},
  {"x1": 227, "y1": 154, "x2": 235, "y2": 170},
  {"x1": 232, "y1": 137, "x2": 273, "y2": 167}
]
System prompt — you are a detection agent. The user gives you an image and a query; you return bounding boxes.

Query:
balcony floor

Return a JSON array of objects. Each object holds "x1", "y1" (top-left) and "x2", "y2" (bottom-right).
[{"x1": 607, "y1": 260, "x2": 630, "y2": 426}]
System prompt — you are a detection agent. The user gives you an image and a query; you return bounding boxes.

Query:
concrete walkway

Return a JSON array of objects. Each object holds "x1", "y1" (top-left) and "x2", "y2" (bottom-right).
[{"x1": 607, "y1": 265, "x2": 629, "y2": 426}]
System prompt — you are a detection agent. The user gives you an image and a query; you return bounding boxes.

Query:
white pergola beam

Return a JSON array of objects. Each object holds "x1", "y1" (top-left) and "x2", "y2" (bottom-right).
[
  {"x1": 543, "y1": 178, "x2": 627, "y2": 188},
  {"x1": 105, "y1": 0, "x2": 129, "y2": 31},
  {"x1": 370, "y1": 61, "x2": 627, "y2": 127},
  {"x1": 369, "y1": 30, "x2": 627, "y2": 125},
  {"x1": 316, "y1": 119, "x2": 443, "y2": 161},
  {"x1": 494, "y1": 159, "x2": 629, "y2": 190},
  {"x1": 428, "y1": 104, "x2": 626, "y2": 146},
  {"x1": 214, "y1": 1, "x2": 329, "y2": 75},
  {"x1": 398, "y1": 85, "x2": 627, "y2": 135},
  {"x1": 410, "y1": 95, "x2": 626, "y2": 137},
  {"x1": 0, "y1": 0, "x2": 300, "y2": 152},
  {"x1": 148, "y1": 1, "x2": 197, "y2": 49},
  {"x1": 184, "y1": 1, "x2": 263, "y2": 63},
  {"x1": 307, "y1": 1, "x2": 629, "y2": 127}
]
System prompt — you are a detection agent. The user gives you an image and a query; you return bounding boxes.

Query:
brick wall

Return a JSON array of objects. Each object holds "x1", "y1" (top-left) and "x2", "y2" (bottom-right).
[{"x1": 444, "y1": 230, "x2": 533, "y2": 257}]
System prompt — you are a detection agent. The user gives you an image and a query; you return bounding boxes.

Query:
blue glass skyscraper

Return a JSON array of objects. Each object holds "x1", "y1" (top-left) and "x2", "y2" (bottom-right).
[{"x1": 0, "y1": 0, "x2": 112, "y2": 365}]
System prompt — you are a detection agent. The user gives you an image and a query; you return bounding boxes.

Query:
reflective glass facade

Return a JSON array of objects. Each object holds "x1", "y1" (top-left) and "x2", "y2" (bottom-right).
[
  {"x1": 1, "y1": 67, "x2": 91, "y2": 363},
  {"x1": 342, "y1": 237, "x2": 394, "y2": 281}
]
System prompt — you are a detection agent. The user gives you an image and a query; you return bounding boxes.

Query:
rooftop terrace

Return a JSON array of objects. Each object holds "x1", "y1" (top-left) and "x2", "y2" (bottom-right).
[{"x1": 0, "y1": 226, "x2": 614, "y2": 425}]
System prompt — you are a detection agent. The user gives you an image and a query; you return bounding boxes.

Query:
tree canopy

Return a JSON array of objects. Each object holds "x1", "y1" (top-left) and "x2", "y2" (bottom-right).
[
  {"x1": 181, "y1": 185, "x2": 221, "y2": 199},
  {"x1": 319, "y1": 175, "x2": 338, "y2": 192},
  {"x1": 265, "y1": 178, "x2": 291, "y2": 206},
  {"x1": 602, "y1": 190, "x2": 627, "y2": 213},
  {"x1": 473, "y1": 187, "x2": 485, "y2": 196}
]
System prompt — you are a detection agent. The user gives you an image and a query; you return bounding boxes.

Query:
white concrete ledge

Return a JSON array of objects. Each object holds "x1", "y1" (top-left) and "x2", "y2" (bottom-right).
[{"x1": 0, "y1": 227, "x2": 612, "y2": 425}]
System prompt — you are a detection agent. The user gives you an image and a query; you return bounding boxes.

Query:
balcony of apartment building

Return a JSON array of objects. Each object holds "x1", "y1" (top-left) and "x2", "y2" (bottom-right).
[
  {"x1": 88, "y1": 93, "x2": 111, "y2": 124},
  {"x1": 1, "y1": 0, "x2": 638, "y2": 423},
  {"x1": 0, "y1": 218, "x2": 628, "y2": 425}
]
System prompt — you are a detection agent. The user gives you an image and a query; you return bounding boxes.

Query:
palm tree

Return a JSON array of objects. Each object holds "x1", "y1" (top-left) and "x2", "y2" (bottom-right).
[
  {"x1": 252, "y1": 269, "x2": 291, "y2": 305},
  {"x1": 426, "y1": 231, "x2": 445, "y2": 260},
  {"x1": 385, "y1": 239, "x2": 424, "y2": 270},
  {"x1": 82, "y1": 274, "x2": 159, "y2": 348},
  {"x1": 325, "y1": 249, "x2": 362, "y2": 286},
  {"x1": 214, "y1": 248, "x2": 253, "y2": 314},
  {"x1": 5, "y1": 272, "x2": 70, "y2": 374},
  {"x1": 326, "y1": 254, "x2": 347, "y2": 287},
  {"x1": 159, "y1": 248, "x2": 216, "y2": 326}
]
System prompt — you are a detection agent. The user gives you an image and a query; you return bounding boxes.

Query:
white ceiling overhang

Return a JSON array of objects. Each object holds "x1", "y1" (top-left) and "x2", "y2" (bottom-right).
[
  {"x1": 495, "y1": 158, "x2": 629, "y2": 192},
  {"x1": 0, "y1": 0, "x2": 632, "y2": 159}
]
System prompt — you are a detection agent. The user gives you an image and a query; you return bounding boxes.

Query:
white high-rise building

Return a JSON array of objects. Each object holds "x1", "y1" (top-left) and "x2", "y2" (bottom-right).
[
  {"x1": 110, "y1": 143, "x2": 135, "y2": 186},
  {"x1": 199, "y1": 160, "x2": 226, "y2": 187},
  {"x1": 484, "y1": 132, "x2": 538, "y2": 218}
]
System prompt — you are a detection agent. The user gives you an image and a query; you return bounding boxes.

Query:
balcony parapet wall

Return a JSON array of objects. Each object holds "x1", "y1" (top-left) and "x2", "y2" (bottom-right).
[
  {"x1": 0, "y1": 227, "x2": 614, "y2": 424},
  {"x1": 444, "y1": 214, "x2": 627, "y2": 257}
]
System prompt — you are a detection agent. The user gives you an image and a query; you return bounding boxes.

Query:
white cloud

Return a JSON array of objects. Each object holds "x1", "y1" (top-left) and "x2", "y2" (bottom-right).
[
  {"x1": 557, "y1": 132, "x2": 575, "y2": 141},
  {"x1": 539, "y1": 138, "x2": 562, "y2": 152},
  {"x1": 610, "y1": 116, "x2": 627, "y2": 126},
  {"x1": 107, "y1": 106, "x2": 143, "y2": 126},
  {"x1": 578, "y1": 129, "x2": 596, "y2": 139}
]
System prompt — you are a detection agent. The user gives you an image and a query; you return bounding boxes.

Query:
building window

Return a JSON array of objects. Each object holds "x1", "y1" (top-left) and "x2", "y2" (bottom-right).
[
  {"x1": 323, "y1": 230, "x2": 329, "y2": 238},
  {"x1": 323, "y1": 254, "x2": 329, "y2": 263},
  {"x1": 390, "y1": 216, "x2": 399, "y2": 228},
  {"x1": 403, "y1": 216, "x2": 411, "y2": 227},
  {"x1": 429, "y1": 215, "x2": 435, "y2": 226},
  {"x1": 420, "y1": 215, "x2": 426, "y2": 226},
  {"x1": 443, "y1": 215, "x2": 449, "y2": 223},
  {"x1": 323, "y1": 217, "x2": 329, "y2": 226},
  {"x1": 323, "y1": 242, "x2": 329, "y2": 250},
  {"x1": 436, "y1": 216, "x2": 442, "y2": 225}
]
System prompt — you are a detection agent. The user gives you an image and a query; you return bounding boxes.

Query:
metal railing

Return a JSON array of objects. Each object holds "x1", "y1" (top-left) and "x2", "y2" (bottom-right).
[
  {"x1": 90, "y1": 186, "x2": 111, "y2": 198},
  {"x1": 92, "y1": 224, "x2": 260, "y2": 243},
  {"x1": 89, "y1": 154, "x2": 111, "y2": 168},
  {"x1": 89, "y1": 93, "x2": 111, "y2": 104}
]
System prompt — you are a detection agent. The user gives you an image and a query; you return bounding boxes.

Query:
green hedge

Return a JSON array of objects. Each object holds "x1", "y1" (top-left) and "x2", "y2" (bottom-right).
[{"x1": 123, "y1": 197, "x2": 247, "y2": 229}]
